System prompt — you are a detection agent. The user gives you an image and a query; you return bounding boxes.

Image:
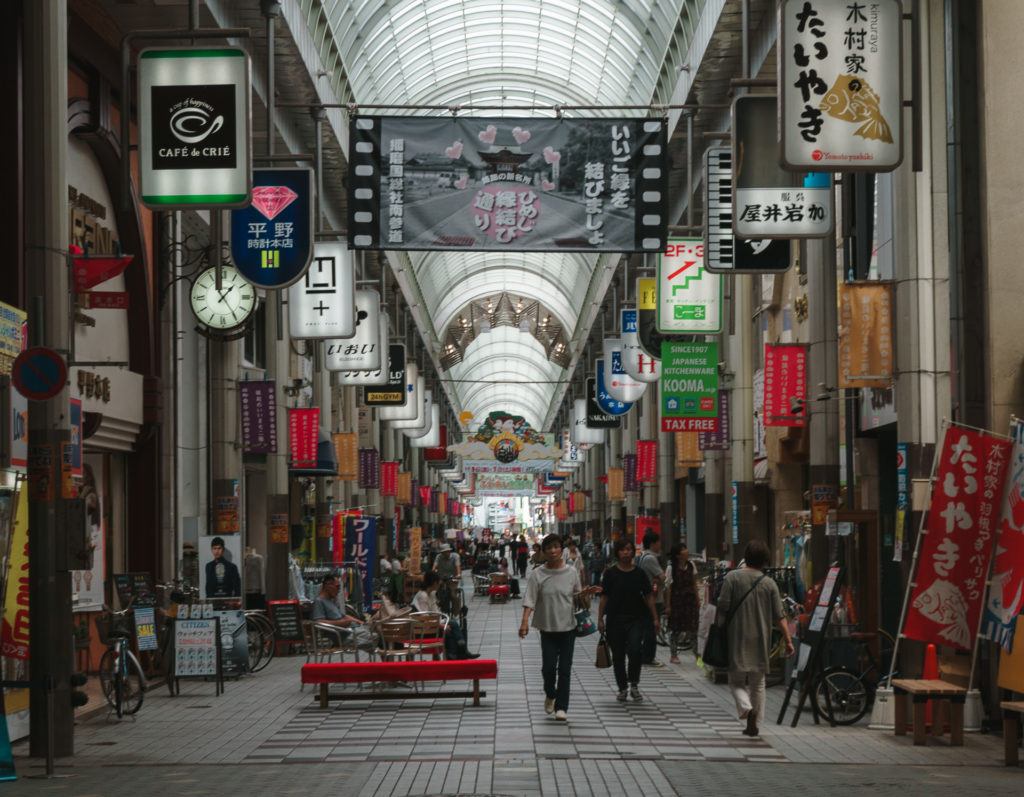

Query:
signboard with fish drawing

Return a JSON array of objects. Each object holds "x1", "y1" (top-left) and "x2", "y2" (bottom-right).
[
  {"x1": 902, "y1": 425, "x2": 1012, "y2": 651},
  {"x1": 779, "y1": 0, "x2": 904, "y2": 172}
]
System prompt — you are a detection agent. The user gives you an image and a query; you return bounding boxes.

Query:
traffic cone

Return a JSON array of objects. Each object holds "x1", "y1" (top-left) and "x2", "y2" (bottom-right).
[{"x1": 923, "y1": 643, "x2": 939, "y2": 728}]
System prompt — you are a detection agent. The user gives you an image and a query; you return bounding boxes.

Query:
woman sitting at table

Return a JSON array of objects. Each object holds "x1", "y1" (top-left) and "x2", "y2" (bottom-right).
[{"x1": 412, "y1": 571, "x2": 479, "y2": 660}]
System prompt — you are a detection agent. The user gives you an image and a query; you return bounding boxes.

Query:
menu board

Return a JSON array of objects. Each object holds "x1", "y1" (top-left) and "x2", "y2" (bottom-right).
[
  {"x1": 113, "y1": 572, "x2": 157, "y2": 608},
  {"x1": 269, "y1": 599, "x2": 303, "y2": 642}
]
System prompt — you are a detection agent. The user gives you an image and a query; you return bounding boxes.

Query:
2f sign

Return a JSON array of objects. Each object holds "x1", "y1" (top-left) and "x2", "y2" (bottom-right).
[{"x1": 657, "y1": 238, "x2": 722, "y2": 334}]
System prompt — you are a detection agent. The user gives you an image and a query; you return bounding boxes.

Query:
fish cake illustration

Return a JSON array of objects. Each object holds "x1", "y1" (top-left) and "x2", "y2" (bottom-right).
[
  {"x1": 912, "y1": 579, "x2": 971, "y2": 649},
  {"x1": 819, "y1": 74, "x2": 893, "y2": 144}
]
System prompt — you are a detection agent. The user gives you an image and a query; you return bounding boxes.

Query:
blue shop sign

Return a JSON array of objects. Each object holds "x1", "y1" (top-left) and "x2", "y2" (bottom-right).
[{"x1": 595, "y1": 358, "x2": 632, "y2": 417}]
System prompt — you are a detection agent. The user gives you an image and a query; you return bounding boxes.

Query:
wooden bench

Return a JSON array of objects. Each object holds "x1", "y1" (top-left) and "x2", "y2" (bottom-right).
[
  {"x1": 1001, "y1": 700, "x2": 1024, "y2": 766},
  {"x1": 301, "y1": 659, "x2": 498, "y2": 709},
  {"x1": 891, "y1": 679, "x2": 966, "y2": 746}
]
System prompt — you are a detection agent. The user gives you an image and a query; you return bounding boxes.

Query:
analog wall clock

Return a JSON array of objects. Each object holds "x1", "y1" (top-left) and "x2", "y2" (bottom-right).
[{"x1": 190, "y1": 265, "x2": 257, "y2": 331}]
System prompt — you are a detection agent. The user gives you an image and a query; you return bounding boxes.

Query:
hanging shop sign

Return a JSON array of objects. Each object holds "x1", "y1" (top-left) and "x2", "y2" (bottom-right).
[
  {"x1": 733, "y1": 95, "x2": 834, "y2": 239},
  {"x1": 561, "y1": 429, "x2": 585, "y2": 467},
  {"x1": 288, "y1": 241, "x2": 356, "y2": 339},
  {"x1": 636, "y1": 277, "x2": 665, "y2": 359},
  {"x1": 337, "y1": 311, "x2": 390, "y2": 385},
  {"x1": 348, "y1": 115, "x2": 667, "y2": 253},
  {"x1": 0, "y1": 301, "x2": 26, "y2": 379},
  {"x1": 675, "y1": 432, "x2": 703, "y2": 470},
  {"x1": 904, "y1": 425, "x2": 1012, "y2": 651},
  {"x1": 344, "y1": 516, "x2": 378, "y2": 612},
  {"x1": 621, "y1": 309, "x2": 660, "y2": 383},
  {"x1": 475, "y1": 473, "x2": 536, "y2": 497},
  {"x1": 572, "y1": 398, "x2": 605, "y2": 445},
  {"x1": 287, "y1": 407, "x2": 318, "y2": 468},
  {"x1": 396, "y1": 471, "x2": 412, "y2": 505},
  {"x1": 138, "y1": 47, "x2": 251, "y2": 208},
  {"x1": 811, "y1": 484, "x2": 838, "y2": 525},
  {"x1": 585, "y1": 377, "x2": 621, "y2": 429},
  {"x1": 657, "y1": 238, "x2": 722, "y2": 333},
  {"x1": 230, "y1": 167, "x2": 313, "y2": 288},
  {"x1": 333, "y1": 432, "x2": 358, "y2": 481},
  {"x1": 378, "y1": 362, "x2": 419, "y2": 421},
  {"x1": 763, "y1": 343, "x2": 808, "y2": 427},
  {"x1": 838, "y1": 281, "x2": 894, "y2": 388},
  {"x1": 401, "y1": 391, "x2": 434, "y2": 437},
  {"x1": 358, "y1": 447, "x2": 380, "y2": 490},
  {"x1": 423, "y1": 423, "x2": 449, "y2": 461},
  {"x1": 594, "y1": 359, "x2": 633, "y2": 417},
  {"x1": 325, "y1": 290, "x2": 382, "y2": 372},
  {"x1": 622, "y1": 453, "x2": 638, "y2": 493},
  {"x1": 731, "y1": 481, "x2": 740, "y2": 545},
  {"x1": 636, "y1": 440, "x2": 658, "y2": 483},
  {"x1": 602, "y1": 338, "x2": 646, "y2": 402},
  {"x1": 389, "y1": 378, "x2": 426, "y2": 429},
  {"x1": 363, "y1": 344, "x2": 408, "y2": 406},
  {"x1": 239, "y1": 380, "x2": 277, "y2": 454},
  {"x1": 658, "y1": 341, "x2": 719, "y2": 432},
  {"x1": 607, "y1": 468, "x2": 625, "y2": 501},
  {"x1": 698, "y1": 390, "x2": 730, "y2": 451},
  {"x1": 380, "y1": 461, "x2": 399, "y2": 497},
  {"x1": 703, "y1": 146, "x2": 792, "y2": 274},
  {"x1": 410, "y1": 405, "x2": 443, "y2": 448},
  {"x1": 779, "y1": 0, "x2": 904, "y2": 172}
]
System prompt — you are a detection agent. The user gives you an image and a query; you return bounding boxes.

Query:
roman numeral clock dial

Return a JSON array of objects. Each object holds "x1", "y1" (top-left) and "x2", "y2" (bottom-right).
[{"x1": 190, "y1": 265, "x2": 257, "y2": 331}]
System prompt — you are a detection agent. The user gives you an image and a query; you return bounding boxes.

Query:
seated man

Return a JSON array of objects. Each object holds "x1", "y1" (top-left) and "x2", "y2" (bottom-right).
[
  {"x1": 412, "y1": 571, "x2": 479, "y2": 660},
  {"x1": 311, "y1": 574, "x2": 375, "y2": 653}
]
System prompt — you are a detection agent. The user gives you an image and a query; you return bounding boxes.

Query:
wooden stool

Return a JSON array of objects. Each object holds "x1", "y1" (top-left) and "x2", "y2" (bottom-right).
[
  {"x1": 1001, "y1": 700, "x2": 1024, "y2": 766},
  {"x1": 891, "y1": 679, "x2": 966, "y2": 746}
]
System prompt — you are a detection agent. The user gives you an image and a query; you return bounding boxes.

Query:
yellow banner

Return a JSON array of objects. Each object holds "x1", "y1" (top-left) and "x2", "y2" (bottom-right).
[
  {"x1": 2, "y1": 486, "x2": 30, "y2": 727},
  {"x1": 637, "y1": 277, "x2": 657, "y2": 310},
  {"x1": 333, "y1": 432, "x2": 358, "y2": 481},
  {"x1": 607, "y1": 468, "x2": 624, "y2": 501},
  {"x1": 409, "y1": 526, "x2": 422, "y2": 574},
  {"x1": 396, "y1": 471, "x2": 412, "y2": 505},
  {"x1": 838, "y1": 282, "x2": 894, "y2": 388},
  {"x1": 675, "y1": 432, "x2": 703, "y2": 467}
]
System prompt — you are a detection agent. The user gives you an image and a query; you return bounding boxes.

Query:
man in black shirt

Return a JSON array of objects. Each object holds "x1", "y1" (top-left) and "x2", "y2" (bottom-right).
[{"x1": 205, "y1": 536, "x2": 242, "y2": 598}]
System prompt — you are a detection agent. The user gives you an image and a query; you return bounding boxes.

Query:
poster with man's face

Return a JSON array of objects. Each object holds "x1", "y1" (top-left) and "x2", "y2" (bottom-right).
[{"x1": 199, "y1": 534, "x2": 243, "y2": 599}]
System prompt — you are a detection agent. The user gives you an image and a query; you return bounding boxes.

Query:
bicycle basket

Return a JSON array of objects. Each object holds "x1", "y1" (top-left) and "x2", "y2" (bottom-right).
[{"x1": 96, "y1": 612, "x2": 134, "y2": 645}]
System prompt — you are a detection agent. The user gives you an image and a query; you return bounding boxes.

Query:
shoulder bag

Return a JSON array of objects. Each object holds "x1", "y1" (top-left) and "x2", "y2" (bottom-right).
[{"x1": 701, "y1": 574, "x2": 766, "y2": 669}]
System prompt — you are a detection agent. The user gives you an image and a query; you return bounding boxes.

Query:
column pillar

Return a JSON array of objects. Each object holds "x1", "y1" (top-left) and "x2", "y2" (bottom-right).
[{"x1": 730, "y1": 275, "x2": 756, "y2": 556}]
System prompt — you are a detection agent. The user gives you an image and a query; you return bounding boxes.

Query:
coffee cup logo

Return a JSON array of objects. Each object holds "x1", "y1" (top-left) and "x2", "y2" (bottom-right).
[
  {"x1": 170, "y1": 100, "x2": 225, "y2": 144},
  {"x1": 151, "y1": 84, "x2": 236, "y2": 171}
]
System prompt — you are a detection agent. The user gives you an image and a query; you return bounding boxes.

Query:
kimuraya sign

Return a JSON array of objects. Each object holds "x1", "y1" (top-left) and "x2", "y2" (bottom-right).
[{"x1": 138, "y1": 47, "x2": 252, "y2": 208}]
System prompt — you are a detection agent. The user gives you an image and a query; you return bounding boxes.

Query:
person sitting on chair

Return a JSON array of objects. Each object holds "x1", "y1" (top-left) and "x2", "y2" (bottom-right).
[
  {"x1": 499, "y1": 557, "x2": 521, "y2": 598},
  {"x1": 412, "y1": 571, "x2": 479, "y2": 660},
  {"x1": 312, "y1": 574, "x2": 375, "y2": 653}
]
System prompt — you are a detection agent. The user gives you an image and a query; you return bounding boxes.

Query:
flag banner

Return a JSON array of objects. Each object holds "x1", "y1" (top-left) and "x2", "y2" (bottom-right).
[
  {"x1": 838, "y1": 281, "x2": 895, "y2": 388},
  {"x1": 423, "y1": 423, "x2": 449, "y2": 461},
  {"x1": 396, "y1": 471, "x2": 412, "y2": 505},
  {"x1": 380, "y1": 461, "x2": 399, "y2": 497},
  {"x1": 348, "y1": 116, "x2": 667, "y2": 252},
  {"x1": 344, "y1": 516, "x2": 377, "y2": 611},
  {"x1": 763, "y1": 344, "x2": 808, "y2": 427},
  {"x1": 983, "y1": 420, "x2": 1024, "y2": 651},
  {"x1": 675, "y1": 432, "x2": 703, "y2": 468},
  {"x1": 636, "y1": 440, "x2": 658, "y2": 483},
  {"x1": 240, "y1": 381, "x2": 277, "y2": 454},
  {"x1": 333, "y1": 432, "x2": 358, "y2": 481},
  {"x1": 698, "y1": 390, "x2": 730, "y2": 451},
  {"x1": 607, "y1": 468, "x2": 625, "y2": 501},
  {"x1": 358, "y1": 447, "x2": 380, "y2": 490},
  {"x1": 419, "y1": 485, "x2": 432, "y2": 507},
  {"x1": 287, "y1": 408, "x2": 318, "y2": 468},
  {"x1": 904, "y1": 426, "x2": 1012, "y2": 651},
  {"x1": 623, "y1": 453, "x2": 638, "y2": 493}
]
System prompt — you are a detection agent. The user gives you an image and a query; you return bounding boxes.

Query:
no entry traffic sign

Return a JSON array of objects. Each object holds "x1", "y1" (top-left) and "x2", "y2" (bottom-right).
[{"x1": 12, "y1": 347, "x2": 67, "y2": 401}]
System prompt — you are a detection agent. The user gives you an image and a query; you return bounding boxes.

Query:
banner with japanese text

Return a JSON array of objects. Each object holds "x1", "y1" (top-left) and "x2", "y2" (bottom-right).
[
  {"x1": 344, "y1": 516, "x2": 377, "y2": 611},
  {"x1": 983, "y1": 419, "x2": 1024, "y2": 651},
  {"x1": 396, "y1": 471, "x2": 412, "y2": 505},
  {"x1": 287, "y1": 408, "x2": 319, "y2": 468},
  {"x1": 607, "y1": 468, "x2": 625, "y2": 502},
  {"x1": 333, "y1": 432, "x2": 358, "y2": 481},
  {"x1": 409, "y1": 527, "x2": 422, "y2": 574},
  {"x1": 903, "y1": 426, "x2": 1012, "y2": 651},
  {"x1": 348, "y1": 116, "x2": 667, "y2": 252},
  {"x1": 636, "y1": 516, "x2": 660, "y2": 547},
  {"x1": 241, "y1": 381, "x2": 277, "y2": 454},
  {"x1": 675, "y1": 432, "x2": 702, "y2": 469},
  {"x1": 763, "y1": 344, "x2": 807, "y2": 427},
  {"x1": 380, "y1": 461, "x2": 399, "y2": 497},
  {"x1": 419, "y1": 485, "x2": 432, "y2": 507},
  {"x1": 839, "y1": 282, "x2": 894, "y2": 388},
  {"x1": 358, "y1": 448, "x2": 380, "y2": 490},
  {"x1": 623, "y1": 454, "x2": 638, "y2": 493},
  {"x1": 698, "y1": 390, "x2": 730, "y2": 451},
  {"x1": 636, "y1": 440, "x2": 658, "y2": 483}
]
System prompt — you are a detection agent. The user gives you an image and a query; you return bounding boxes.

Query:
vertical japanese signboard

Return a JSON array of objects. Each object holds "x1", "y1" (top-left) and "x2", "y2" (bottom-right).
[
  {"x1": 659, "y1": 341, "x2": 719, "y2": 432},
  {"x1": 287, "y1": 407, "x2": 318, "y2": 468},
  {"x1": 657, "y1": 238, "x2": 722, "y2": 333},
  {"x1": 623, "y1": 454, "x2": 638, "y2": 493},
  {"x1": 586, "y1": 377, "x2": 621, "y2": 429},
  {"x1": 780, "y1": 0, "x2": 904, "y2": 172},
  {"x1": 359, "y1": 448, "x2": 380, "y2": 490},
  {"x1": 636, "y1": 440, "x2": 658, "y2": 483},
  {"x1": 380, "y1": 461, "x2": 399, "y2": 497},
  {"x1": 903, "y1": 426, "x2": 1011, "y2": 650},
  {"x1": 325, "y1": 290, "x2": 382, "y2": 372},
  {"x1": 239, "y1": 380, "x2": 277, "y2": 454},
  {"x1": 763, "y1": 344, "x2": 808, "y2": 427},
  {"x1": 601, "y1": 339, "x2": 646, "y2": 402},
  {"x1": 731, "y1": 481, "x2": 740, "y2": 544},
  {"x1": 621, "y1": 308, "x2": 660, "y2": 382},
  {"x1": 138, "y1": 47, "x2": 251, "y2": 208},
  {"x1": 698, "y1": 390, "x2": 731, "y2": 451},
  {"x1": 594, "y1": 360, "x2": 633, "y2": 417},
  {"x1": 333, "y1": 432, "x2": 358, "y2": 480},
  {"x1": 895, "y1": 441, "x2": 909, "y2": 561},
  {"x1": 230, "y1": 168, "x2": 314, "y2": 288},
  {"x1": 289, "y1": 242, "x2": 356, "y2": 339},
  {"x1": 838, "y1": 281, "x2": 894, "y2": 388}
]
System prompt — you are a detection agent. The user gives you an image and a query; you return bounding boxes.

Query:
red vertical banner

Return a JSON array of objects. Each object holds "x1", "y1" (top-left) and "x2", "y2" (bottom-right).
[
  {"x1": 380, "y1": 461, "x2": 399, "y2": 496},
  {"x1": 903, "y1": 426, "x2": 1012, "y2": 650},
  {"x1": 636, "y1": 439, "x2": 658, "y2": 483},
  {"x1": 567, "y1": 492, "x2": 576, "y2": 514},
  {"x1": 288, "y1": 407, "x2": 319, "y2": 468},
  {"x1": 424, "y1": 424, "x2": 448, "y2": 461},
  {"x1": 419, "y1": 485, "x2": 432, "y2": 507},
  {"x1": 763, "y1": 344, "x2": 807, "y2": 427},
  {"x1": 635, "y1": 515, "x2": 661, "y2": 546},
  {"x1": 332, "y1": 512, "x2": 345, "y2": 564}
]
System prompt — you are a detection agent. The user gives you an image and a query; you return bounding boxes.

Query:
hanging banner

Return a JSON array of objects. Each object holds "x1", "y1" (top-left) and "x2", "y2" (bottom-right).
[
  {"x1": 333, "y1": 432, "x2": 358, "y2": 481},
  {"x1": 779, "y1": 0, "x2": 904, "y2": 172},
  {"x1": 358, "y1": 448, "x2": 380, "y2": 490},
  {"x1": 326, "y1": 290, "x2": 382, "y2": 372},
  {"x1": 623, "y1": 454, "x2": 638, "y2": 493},
  {"x1": 69, "y1": 398, "x2": 83, "y2": 478},
  {"x1": 344, "y1": 516, "x2": 378, "y2": 611},
  {"x1": 378, "y1": 363, "x2": 420, "y2": 422},
  {"x1": 658, "y1": 238, "x2": 722, "y2": 333},
  {"x1": 380, "y1": 461, "x2": 399, "y2": 497},
  {"x1": 764, "y1": 344, "x2": 808, "y2": 427},
  {"x1": 607, "y1": 468, "x2": 625, "y2": 501},
  {"x1": 983, "y1": 420, "x2": 1024, "y2": 651},
  {"x1": 698, "y1": 390, "x2": 730, "y2": 451},
  {"x1": 396, "y1": 471, "x2": 413, "y2": 505},
  {"x1": 676, "y1": 432, "x2": 703, "y2": 469},
  {"x1": 288, "y1": 241, "x2": 356, "y2": 338},
  {"x1": 419, "y1": 485, "x2": 432, "y2": 507},
  {"x1": 424, "y1": 424, "x2": 449, "y2": 461},
  {"x1": 239, "y1": 380, "x2": 277, "y2": 454},
  {"x1": 230, "y1": 167, "x2": 314, "y2": 288},
  {"x1": 138, "y1": 47, "x2": 252, "y2": 208},
  {"x1": 895, "y1": 441, "x2": 909, "y2": 562},
  {"x1": 594, "y1": 359, "x2": 633, "y2": 417},
  {"x1": 586, "y1": 377, "x2": 621, "y2": 429},
  {"x1": 572, "y1": 398, "x2": 605, "y2": 445},
  {"x1": 337, "y1": 311, "x2": 391, "y2": 386},
  {"x1": 733, "y1": 95, "x2": 834, "y2": 239},
  {"x1": 636, "y1": 515, "x2": 661, "y2": 547},
  {"x1": 659, "y1": 341, "x2": 719, "y2": 432},
  {"x1": 348, "y1": 116, "x2": 667, "y2": 253},
  {"x1": 287, "y1": 408, "x2": 318, "y2": 468},
  {"x1": 621, "y1": 308, "x2": 660, "y2": 383},
  {"x1": 636, "y1": 440, "x2": 658, "y2": 483},
  {"x1": 839, "y1": 281, "x2": 894, "y2": 388},
  {"x1": 561, "y1": 430, "x2": 585, "y2": 468},
  {"x1": 602, "y1": 339, "x2": 646, "y2": 402},
  {"x1": 636, "y1": 277, "x2": 665, "y2": 359},
  {"x1": 904, "y1": 425, "x2": 1012, "y2": 650},
  {"x1": 364, "y1": 344, "x2": 408, "y2": 406}
]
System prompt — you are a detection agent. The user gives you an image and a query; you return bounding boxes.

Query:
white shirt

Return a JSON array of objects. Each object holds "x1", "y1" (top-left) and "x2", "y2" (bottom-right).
[{"x1": 412, "y1": 589, "x2": 440, "y2": 614}]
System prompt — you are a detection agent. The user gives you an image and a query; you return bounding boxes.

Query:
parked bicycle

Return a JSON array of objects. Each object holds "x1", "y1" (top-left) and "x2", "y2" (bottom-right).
[
  {"x1": 811, "y1": 628, "x2": 898, "y2": 725},
  {"x1": 154, "y1": 581, "x2": 198, "y2": 694},
  {"x1": 97, "y1": 599, "x2": 147, "y2": 718},
  {"x1": 244, "y1": 610, "x2": 276, "y2": 673}
]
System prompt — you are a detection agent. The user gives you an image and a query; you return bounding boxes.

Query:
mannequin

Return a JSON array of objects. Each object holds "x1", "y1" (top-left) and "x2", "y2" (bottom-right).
[{"x1": 244, "y1": 546, "x2": 266, "y2": 610}]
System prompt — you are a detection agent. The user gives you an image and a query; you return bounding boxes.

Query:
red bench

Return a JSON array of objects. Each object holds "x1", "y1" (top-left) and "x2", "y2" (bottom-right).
[{"x1": 301, "y1": 659, "x2": 498, "y2": 709}]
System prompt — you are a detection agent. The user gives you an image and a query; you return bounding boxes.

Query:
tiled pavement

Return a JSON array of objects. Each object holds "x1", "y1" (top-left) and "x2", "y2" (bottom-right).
[{"x1": 7, "y1": 576, "x2": 1022, "y2": 795}]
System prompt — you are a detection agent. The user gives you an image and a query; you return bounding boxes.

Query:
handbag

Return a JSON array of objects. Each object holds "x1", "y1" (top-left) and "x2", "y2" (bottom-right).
[
  {"x1": 575, "y1": 608, "x2": 597, "y2": 637},
  {"x1": 595, "y1": 634, "x2": 612, "y2": 668},
  {"x1": 701, "y1": 574, "x2": 766, "y2": 669}
]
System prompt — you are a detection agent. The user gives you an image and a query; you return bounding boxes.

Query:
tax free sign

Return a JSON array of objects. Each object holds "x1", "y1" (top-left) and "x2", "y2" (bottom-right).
[{"x1": 659, "y1": 341, "x2": 719, "y2": 432}]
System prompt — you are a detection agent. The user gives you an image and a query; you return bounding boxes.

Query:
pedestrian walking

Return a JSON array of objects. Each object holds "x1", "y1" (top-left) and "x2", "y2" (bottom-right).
[
  {"x1": 515, "y1": 535, "x2": 530, "y2": 578},
  {"x1": 564, "y1": 539, "x2": 587, "y2": 585},
  {"x1": 636, "y1": 531, "x2": 665, "y2": 667},
  {"x1": 598, "y1": 537, "x2": 659, "y2": 702},
  {"x1": 588, "y1": 538, "x2": 609, "y2": 587},
  {"x1": 519, "y1": 533, "x2": 601, "y2": 722},
  {"x1": 715, "y1": 539, "x2": 794, "y2": 736},
  {"x1": 665, "y1": 543, "x2": 700, "y2": 664}
]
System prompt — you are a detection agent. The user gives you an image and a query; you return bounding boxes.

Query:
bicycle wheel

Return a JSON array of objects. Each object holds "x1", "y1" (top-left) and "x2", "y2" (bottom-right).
[
  {"x1": 813, "y1": 666, "x2": 869, "y2": 725},
  {"x1": 118, "y1": 653, "x2": 145, "y2": 715},
  {"x1": 98, "y1": 648, "x2": 118, "y2": 711},
  {"x1": 246, "y1": 614, "x2": 276, "y2": 673}
]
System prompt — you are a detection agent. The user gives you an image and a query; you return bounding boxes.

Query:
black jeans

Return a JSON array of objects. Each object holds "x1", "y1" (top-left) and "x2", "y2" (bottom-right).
[
  {"x1": 539, "y1": 630, "x2": 576, "y2": 712},
  {"x1": 516, "y1": 555, "x2": 529, "y2": 578},
  {"x1": 607, "y1": 616, "x2": 644, "y2": 689},
  {"x1": 641, "y1": 607, "x2": 661, "y2": 663}
]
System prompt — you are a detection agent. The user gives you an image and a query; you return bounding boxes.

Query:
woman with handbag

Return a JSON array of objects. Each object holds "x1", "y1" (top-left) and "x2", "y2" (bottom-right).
[
  {"x1": 519, "y1": 533, "x2": 601, "y2": 722},
  {"x1": 597, "y1": 537, "x2": 660, "y2": 703},
  {"x1": 713, "y1": 540, "x2": 794, "y2": 736},
  {"x1": 665, "y1": 543, "x2": 700, "y2": 664}
]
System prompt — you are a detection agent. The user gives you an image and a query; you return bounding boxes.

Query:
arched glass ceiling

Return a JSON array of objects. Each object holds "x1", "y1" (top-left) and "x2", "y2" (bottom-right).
[{"x1": 321, "y1": 0, "x2": 683, "y2": 426}]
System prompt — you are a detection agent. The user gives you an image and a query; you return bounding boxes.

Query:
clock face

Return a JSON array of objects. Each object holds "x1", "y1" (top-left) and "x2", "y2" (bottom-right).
[{"x1": 190, "y1": 266, "x2": 257, "y2": 330}]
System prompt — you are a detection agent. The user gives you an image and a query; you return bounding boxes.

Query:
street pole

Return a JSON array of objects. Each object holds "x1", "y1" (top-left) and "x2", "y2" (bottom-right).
[{"x1": 24, "y1": 0, "x2": 73, "y2": 758}]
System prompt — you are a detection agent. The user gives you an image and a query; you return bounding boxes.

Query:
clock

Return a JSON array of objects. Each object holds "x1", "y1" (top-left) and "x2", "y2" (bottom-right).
[{"x1": 190, "y1": 265, "x2": 257, "y2": 330}]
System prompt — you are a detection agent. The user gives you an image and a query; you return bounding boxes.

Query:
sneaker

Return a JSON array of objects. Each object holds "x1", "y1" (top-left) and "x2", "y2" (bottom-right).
[
  {"x1": 669, "y1": 656, "x2": 681, "y2": 664},
  {"x1": 616, "y1": 689, "x2": 628, "y2": 703},
  {"x1": 630, "y1": 686, "x2": 643, "y2": 703},
  {"x1": 643, "y1": 660, "x2": 665, "y2": 668},
  {"x1": 544, "y1": 697, "x2": 555, "y2": 715},
  {"x1": 554, "y1": 709, "x2": 568, "y2": 721},
  {"x1": 743, "y1": 709, "x2": 759, "y2": 737}
]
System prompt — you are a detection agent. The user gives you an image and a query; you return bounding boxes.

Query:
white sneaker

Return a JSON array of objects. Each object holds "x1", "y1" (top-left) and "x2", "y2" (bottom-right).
[
  {"x1": 544, "y1": 697, "x2": 555, "y2": 714},
  {"x1": 554, "y1": 709, "x2": 568, "y2": 721}
]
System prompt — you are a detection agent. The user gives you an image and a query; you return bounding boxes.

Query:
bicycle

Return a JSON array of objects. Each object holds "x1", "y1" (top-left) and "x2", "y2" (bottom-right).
[
  {"x1": 437, "y1": 576, "x2": 464, "y2": 617},
  {"x1": 811, "y1": 628, "x2": 898, "y2": 725},
  {"x1": 154, "y1": 581, "x2": 199, "y2": 694},
  {"x1": 97, "y1": 600, "x2": 147, "y2": 718},
  {"x1": 244, "y1": 610, "x2": 276, "y2": 673}
]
